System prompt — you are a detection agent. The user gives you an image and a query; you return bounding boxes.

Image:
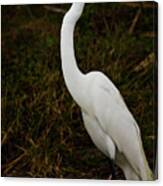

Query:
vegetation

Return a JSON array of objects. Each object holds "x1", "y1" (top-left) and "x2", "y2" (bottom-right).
[{"x1": 1, "y1": 2, "x2": 157, "y2": 179}]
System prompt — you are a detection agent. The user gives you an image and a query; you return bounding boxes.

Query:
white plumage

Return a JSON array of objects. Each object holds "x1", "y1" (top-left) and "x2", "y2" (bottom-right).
[{"x1": 60, "y1": 3, "x2": 153, "y2": 180}]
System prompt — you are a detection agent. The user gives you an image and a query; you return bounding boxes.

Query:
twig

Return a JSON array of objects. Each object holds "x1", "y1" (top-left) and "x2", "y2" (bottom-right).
[
  {"x1": 128, "y1": 8, "x2": 141, "y2": 35},
  {"x1": 44, "y1": 5, "x2": 66, "y2": 14}
]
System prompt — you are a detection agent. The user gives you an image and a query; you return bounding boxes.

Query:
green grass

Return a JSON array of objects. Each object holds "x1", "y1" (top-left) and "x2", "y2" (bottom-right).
[{"x1": 1, "y1": 2, "x2": 157, "y2": 179}]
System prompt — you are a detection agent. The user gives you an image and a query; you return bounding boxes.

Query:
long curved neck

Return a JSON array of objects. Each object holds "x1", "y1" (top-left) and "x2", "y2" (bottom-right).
[{"x1": 61, "y1": 3, "x2": 86, "y2": 107}]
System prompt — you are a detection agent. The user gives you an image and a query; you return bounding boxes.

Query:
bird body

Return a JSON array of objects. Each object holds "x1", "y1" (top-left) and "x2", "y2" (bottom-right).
[{"x1": 60, "y1": 3, "x2": 154, "y2": 180}]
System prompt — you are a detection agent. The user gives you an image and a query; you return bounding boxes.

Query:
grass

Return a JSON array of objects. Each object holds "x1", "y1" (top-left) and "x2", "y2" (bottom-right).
[{"x1": 1, "y1": 2, "x2": 157, "y2": 179}]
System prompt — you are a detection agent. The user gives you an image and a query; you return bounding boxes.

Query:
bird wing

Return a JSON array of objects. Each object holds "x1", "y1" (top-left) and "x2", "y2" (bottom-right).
[
  {"x1": 82, "y1": 110, "x2": 116, "y2": 160},
  {"x1": 91, "y1": 72, "x2": 144, "y2": 175}
]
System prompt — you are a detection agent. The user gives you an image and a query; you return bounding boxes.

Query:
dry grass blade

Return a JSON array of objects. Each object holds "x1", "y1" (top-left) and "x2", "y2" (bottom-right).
[
  {"x1": 125, "y1": 2, "x2": 157, "y2": 9},
  {"x1": 142, "y1": 31, "x2": 156, "y2": 38},
  {"x1": 134, "y1": 52, "x2": 155, "y2": 72},
  {"x1": 44, "y1": 5, "x2": 66, "y2": 14},
  {"x1": 28, "y1": 138, "x2": 38, "y2": 148},
  {"x1": 128, "y1": 8, "x2": 141, "y2": 35},
  {"x1": 54, "y1": 153, "x2": 62, "y2": 177},
  {"x1": 3, "y1": 152, "x2": 27, "y2": 175},
  {"x1": 2, "y1": 121, "x2": 15, "y2": 145}
]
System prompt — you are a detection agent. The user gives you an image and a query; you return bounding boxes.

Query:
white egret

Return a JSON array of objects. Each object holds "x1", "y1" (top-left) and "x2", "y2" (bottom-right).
[{"x1": 60, "y1": 3, "x2": 154, "y2": 180}]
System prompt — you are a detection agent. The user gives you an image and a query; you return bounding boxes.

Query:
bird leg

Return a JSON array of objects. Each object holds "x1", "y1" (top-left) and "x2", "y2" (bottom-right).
[{"x1": 108, "y1": 159, "x2": 116, "y2": 180}]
